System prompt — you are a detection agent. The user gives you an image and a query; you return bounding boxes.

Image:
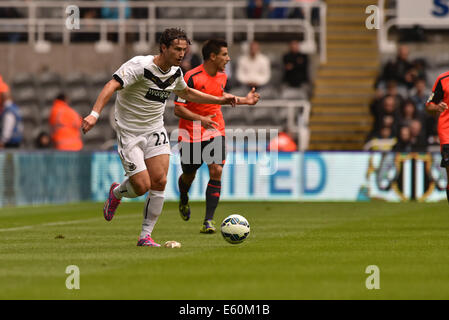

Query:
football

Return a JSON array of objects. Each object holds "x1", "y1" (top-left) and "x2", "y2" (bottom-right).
[{"x1": 220, "y1": 214, "x2": 250, "y2": 244}]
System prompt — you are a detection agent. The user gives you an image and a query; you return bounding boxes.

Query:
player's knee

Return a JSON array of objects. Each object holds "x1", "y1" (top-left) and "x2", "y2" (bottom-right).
[
  {"x1": 134, "y1": 181, "x2": 151, "y2": 196},
  {"x1": 152, "y1": 176, "x2": 167, "y2": 190}
]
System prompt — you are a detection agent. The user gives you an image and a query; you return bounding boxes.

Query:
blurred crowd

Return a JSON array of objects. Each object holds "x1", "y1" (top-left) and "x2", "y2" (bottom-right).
[
  {"x1": 0, "y1": 75, "x2": 83, "y2": 151},
  {"x1": 365, "y1": 44, "x2": 436, "y2": 152}
]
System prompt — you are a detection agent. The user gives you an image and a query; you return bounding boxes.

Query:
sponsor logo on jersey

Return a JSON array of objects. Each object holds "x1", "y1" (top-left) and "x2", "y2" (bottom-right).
[{"x1": 145, "y1": 88, "x2": 171, "y2": 103}]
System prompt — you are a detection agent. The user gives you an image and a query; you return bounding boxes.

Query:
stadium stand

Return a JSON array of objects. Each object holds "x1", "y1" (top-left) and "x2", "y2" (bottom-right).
[{"x1": 0, "y1": 0, "x2": 319, "y2": 151}]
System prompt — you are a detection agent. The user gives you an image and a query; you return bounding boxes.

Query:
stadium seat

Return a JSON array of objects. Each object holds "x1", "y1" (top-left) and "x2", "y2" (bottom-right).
[
  {"x1": 19, "y1": 102, "x2": 40, "y2": 126},
  {"x1": 12, "y1": 72, "x2": 35, "y2": 88},
  {"x1": 41, "y1": 85, "x2": 62, "y2": 105},
  {"x1": 13, "y1": 86, "x2": 37, "y2": 104},
  {"x1": 229, "y1": 86, "x2": 249, "y2": 98},
  {"x1": 65, "y1": 72, "x2": 86, "y2": 87},
  {"x1": 40, "y1": 106, "x2": 52, "y2": 125},
  {"x1": 69, "y1": 86, "x2": 89, "y2": 104},
  {"x1": 72, "y1": 102, "x2": 91, "y2": 118},
  {"x1": 36, "y1": 72, "x2": 61, "y2": 88},
  {"x1": 89, "y1": 72, "x2": 111, "y2": 87},
  {"x1": 252, "y1": 107, "x2": 272, "y2": 125},
  {"x1": 280, "y1": 87, "x2": 308, "y2": 100},
  {"x1": 224, "y1": 107, "x2": 252, "y2": 126},
  {"x1": 270, "y1": 107, "x2": 289, "y2": 126},
  {"x1": 257, "y1": 85, "x2": 280, "y2": 99},
  {"x1": 207, "y1": 8, "x2": 226, "y2": 19},
  {"x1": 158, "y1": 7, "x2": 183, "y2": 19}
]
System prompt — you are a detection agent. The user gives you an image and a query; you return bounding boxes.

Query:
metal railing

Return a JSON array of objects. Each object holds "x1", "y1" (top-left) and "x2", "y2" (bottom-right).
[{"x1": 0, "y1": 0, "x2": 327, "y2": 63}]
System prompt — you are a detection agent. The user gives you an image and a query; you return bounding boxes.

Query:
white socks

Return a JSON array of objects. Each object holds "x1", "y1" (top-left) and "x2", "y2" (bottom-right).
[
  {"x1": 113, "y1": 178, "x2": 138, "y2": 199},
  {"x1": 140, "y1": 189, "x2": 165, "y2": 238}
]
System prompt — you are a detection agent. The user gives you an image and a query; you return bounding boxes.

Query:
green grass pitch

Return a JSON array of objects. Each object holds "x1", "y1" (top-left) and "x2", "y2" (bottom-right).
[{"x1": 1, "y1": 200, "x2": 449, "y2": 299}]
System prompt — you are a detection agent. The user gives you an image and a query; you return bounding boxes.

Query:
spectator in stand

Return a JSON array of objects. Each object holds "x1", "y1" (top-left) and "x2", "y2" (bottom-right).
[
  {"x1": 370, "y1": 80, "x2": 404, "y2": 121},
  {"x1": 35, "y1": 131, "x2": 52, "y2": 149},
  {"x1": 0, "y1": 92, "x2": 23, "y2": 149},
  {"x1": 397, "y1": 99, "x2": 423, "y2": 129},
  {"x1": 369, "y1": 95, "x2": 400, "y2": 140},
  {"x1": 376, "y1": 45, "x2": 414, "y2": 90},
  {"x1": 246, "y1": 0, "x2": 271, "y2": 19},
  {"x1": 411, "y1": 58, "x2": 428, "y2": 84},
  {"x1": 364, "y1": 126, "x2": 397, "y2": 151},
  {"x1": 236, "y1": 41, "x2": 271, "y2": 89},
  {"x1": 409, "y1": 119, "x2": 427, "y2": 152},
  {"x1": 181, "y1": 42, "x2": 202, "y2": 74},
  {"x1": 282, "y1": 40, "x2": 309, "y2": 88},
  {"x1": 49, "y1": 93, "x2": 83, "y2": 151},
  {"x1": 101, "y1": 0, "x2": 131, "y2": 19},
  {"x1": 393, "y1": 126, "x2": 413, "y2": 152},
  {"x1": 269, "y1": 0, "x2": 289, "y2": 18},
  {"x1": 409, "y1": 78, "x2": 430, "y2": 112}
]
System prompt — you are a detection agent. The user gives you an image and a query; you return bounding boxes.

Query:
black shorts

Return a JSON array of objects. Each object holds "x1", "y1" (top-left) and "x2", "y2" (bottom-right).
[
  {"x1": 441, "y1": 144, "x2": 449, "y2": 168},
  {"x1": 180, "y1": 136, "x2": 226, "y2": 174}
]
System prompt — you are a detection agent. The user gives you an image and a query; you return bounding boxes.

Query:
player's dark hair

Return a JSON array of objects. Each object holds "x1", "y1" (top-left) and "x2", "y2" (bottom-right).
[
  {"x1": 159, "y1": 28, "x2": 191, "y2": 53},
  {"x1": 55, "y1": 93, "x2": 66, "y2": 101},
  {"x1": 202, "y1": 39, "x2": 228, "y2": 61}
]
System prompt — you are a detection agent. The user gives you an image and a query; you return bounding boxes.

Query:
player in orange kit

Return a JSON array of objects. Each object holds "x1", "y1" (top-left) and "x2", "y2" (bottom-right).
[
  {"x1": 426, "y1": 71, "x2": 449, "y2": 202},
  {"x1": 174, "y1": 39, "x2": 260, "y2": 233}
]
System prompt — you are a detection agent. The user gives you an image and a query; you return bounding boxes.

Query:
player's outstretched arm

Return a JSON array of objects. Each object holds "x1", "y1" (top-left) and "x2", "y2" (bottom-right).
[
  {"x1": 82, "y1": 79, "x2": 122, "y2": 134},
  {"x1": 231, "y1": 87, "x2": 260, "y2": 106},
  {"x1": 174, "y1": 87, "x2": 237, "y2": 107},
  {"x1": 174, "y1": 105, "x2": 218, "y2": 130}
]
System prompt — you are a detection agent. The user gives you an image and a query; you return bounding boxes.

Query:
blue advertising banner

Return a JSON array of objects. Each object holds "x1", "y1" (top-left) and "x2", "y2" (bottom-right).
[
  {"x1": 0, "y1": 151, "x2": 446, "y2": 207},
  {"x1": 90, "y1": 152, "x2": 448, "y2": 203}
]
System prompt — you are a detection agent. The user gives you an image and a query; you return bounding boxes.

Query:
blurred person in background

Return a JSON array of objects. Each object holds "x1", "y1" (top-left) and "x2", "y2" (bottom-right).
[
  {"x1": 246, "y1": 0, "x2": 271, "y2": 18},
  {"x1": 35, "y1": 131, "x2": 52, "y2": 149},
  {"x1": 393, "y1": 126, "x2": 412, "y2": 152},
  {"x1": 409, "y1": 119, "x2": 427, "y2": 152},
  {"x1": 375, "y1": 44, "x2": 413, "y2": 91},
  {"x1": 0, "y1": 90, "x2": 23, "y2": 149},
  {"x1": 49, "y1": 93, "x2": 83, "y2": 151},
  {"x1": 409, "y1": 78, "x2": 430, "y2": 112},
  {"x1": 268, "y1": 131, "x2": 297, "y2": 152},
  {"x1": 236, "y1": 41, "x2": 271, "y2": 89},
  {"x1": 397, "y1": 99, "x2": 423, "y2": 129},
  {"x1": 180, "y1": 42, "x2": 202, "y2": 74},
  {"x1": 370, "y1": 80, "x2": 404, "y2": 123},
  {"x1": 364, "y1": 126, "x2": 396, "y2": 152},
  {"x1": 368, "y1": 95, "x2": 399, "y2": 140},
  {"x1": 282, "y1": 40, "x2": 309, "y2": 88}
]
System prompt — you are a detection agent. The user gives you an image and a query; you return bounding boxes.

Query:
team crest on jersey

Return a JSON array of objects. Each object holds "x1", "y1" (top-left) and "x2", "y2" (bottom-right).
[{"x1": 125, "y1": 161, "x2": 137, "y2": 172}]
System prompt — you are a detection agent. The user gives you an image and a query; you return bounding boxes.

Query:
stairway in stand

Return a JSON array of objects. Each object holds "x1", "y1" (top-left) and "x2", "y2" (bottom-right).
[{"x1": 309, "y1": 0, "x2": 379, "y2": 150}]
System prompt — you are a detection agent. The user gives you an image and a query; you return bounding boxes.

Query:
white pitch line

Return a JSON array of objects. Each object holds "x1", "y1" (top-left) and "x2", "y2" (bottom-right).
[{"x1": 0, "y1": 213, "x2": 142, "y2": 233}]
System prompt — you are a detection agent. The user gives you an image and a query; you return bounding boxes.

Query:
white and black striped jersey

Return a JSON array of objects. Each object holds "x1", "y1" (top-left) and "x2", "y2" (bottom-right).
[{"x1": 112, "y1": 55, "x2": 187, "y2": 133}]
